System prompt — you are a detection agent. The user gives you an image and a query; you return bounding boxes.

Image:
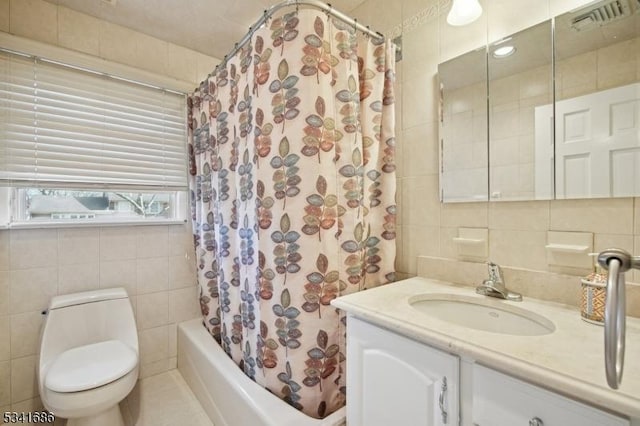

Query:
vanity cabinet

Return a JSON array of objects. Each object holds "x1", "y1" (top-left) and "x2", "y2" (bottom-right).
[
  {"x1": 473, "y1": 364, "x2": 629, "y2": 426},
  {"x1": 346, "y1": 315, "x2": 632, "y2": 426},
  {"x1": 347, "y1": 316, "x2": 459, "y2": 426}
]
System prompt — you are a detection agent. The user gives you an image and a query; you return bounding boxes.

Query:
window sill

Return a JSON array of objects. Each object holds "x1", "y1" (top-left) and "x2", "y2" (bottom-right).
[{"x1": 5, "y1": 218, "x2": 187, "y2": 229}]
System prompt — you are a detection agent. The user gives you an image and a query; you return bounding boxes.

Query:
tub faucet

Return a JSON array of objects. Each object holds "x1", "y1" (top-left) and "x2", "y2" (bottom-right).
[{"x1": 475, "y1": 261, "x2": 522, "y2": 301}]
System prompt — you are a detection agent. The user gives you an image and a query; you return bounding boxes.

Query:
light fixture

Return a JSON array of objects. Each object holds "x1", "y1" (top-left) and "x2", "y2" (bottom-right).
[
  {"x1": 447, "y1": 0, "x2": 483, "y2": 26},
  {"x1": 492, "y1": 45, "x2": 516, "y2": 58}
]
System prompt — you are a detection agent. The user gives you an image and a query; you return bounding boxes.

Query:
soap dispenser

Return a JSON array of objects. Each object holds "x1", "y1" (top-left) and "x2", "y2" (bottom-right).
[{"x1": 581, "y1": 253, "x2": 608, "y2": 325}]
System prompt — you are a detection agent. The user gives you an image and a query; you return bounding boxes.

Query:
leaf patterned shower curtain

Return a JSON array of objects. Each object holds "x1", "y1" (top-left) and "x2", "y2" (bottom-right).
[{"x1": 187, "y1": 8, "x2": 396, "y2": 419}]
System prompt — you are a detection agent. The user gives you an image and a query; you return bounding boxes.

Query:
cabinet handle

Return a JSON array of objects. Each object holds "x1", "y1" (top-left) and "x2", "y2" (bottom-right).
[
  {"x1": 439, "y1": 376, "x2": 448, "y2": 424},
  {"x1": 529, "y1": 417, "x2": 544, "y2": 426}
]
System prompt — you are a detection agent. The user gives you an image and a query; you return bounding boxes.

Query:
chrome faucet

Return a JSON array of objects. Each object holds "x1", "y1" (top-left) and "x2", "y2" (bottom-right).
[{"x1": 475, "y1": 261, "x2": 522, "y2": 301}]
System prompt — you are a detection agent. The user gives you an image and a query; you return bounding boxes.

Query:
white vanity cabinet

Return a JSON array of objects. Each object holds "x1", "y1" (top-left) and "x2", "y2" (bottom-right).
[
  {"x1": 347, "y1": 316, "x2": 459, "y2": 426},
  {"x1": 472, "y1": 364, "x2": 630, "y2": 426},
  {"x1": 334, "y1": 278, "x2": 640, "y2": 426},
  {"x1": 346, "y1": 315, "x2": 632, "y2": 426}
]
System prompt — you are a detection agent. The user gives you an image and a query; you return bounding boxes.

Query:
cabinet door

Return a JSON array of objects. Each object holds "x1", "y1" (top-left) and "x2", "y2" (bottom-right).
[
  {"x1": 473, "y1": 364, "x2": 630, "y2": 426},
  {"x1": 347, "y1": 316, "x2": 459, "y2": 426}
]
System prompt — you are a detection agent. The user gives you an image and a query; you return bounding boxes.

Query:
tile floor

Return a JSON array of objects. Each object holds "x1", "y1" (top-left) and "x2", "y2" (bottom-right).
[
  {"x1": 120, "y1": 370, "x2": 213, "y2": 426},
  {"x1": 38, "y1": 370, "x2": 212, "y2": 426}
]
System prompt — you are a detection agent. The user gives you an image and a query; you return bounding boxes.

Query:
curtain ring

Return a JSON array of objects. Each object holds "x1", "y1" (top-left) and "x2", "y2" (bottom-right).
[
  {"x1": 295, "y1": 0, "x2": 299, "y2": 14},
  {"x1": 353, "y1": 18, "x2": 358, "y2": 34},
  {"x1": 326, "y1": 3, "x2": 332, "y2": 18}
]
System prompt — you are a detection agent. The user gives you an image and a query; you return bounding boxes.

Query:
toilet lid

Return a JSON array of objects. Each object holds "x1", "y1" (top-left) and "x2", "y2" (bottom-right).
[{"x1": 45, "y1": 340, "x2": 138, "y2": 393}]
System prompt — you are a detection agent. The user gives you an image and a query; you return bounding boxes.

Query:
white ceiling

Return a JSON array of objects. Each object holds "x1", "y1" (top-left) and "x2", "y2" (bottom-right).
[{"x1": 43, "y1": 0, "x2": 368, "y2": 59}]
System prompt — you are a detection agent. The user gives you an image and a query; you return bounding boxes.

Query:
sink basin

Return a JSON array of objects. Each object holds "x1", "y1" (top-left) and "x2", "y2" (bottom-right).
[{"x1": 409, "y1": 294, "x2": 555, "y2": 336}]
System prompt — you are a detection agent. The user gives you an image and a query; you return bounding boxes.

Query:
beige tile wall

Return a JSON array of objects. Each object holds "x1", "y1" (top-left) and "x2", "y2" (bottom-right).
[
  {"x1": 3, "y1": 0, "x2": 219, "y2": 84},
  {"x1": 0, "y1": 0, "x2": 210, "y2": 414},
  {"x1": 0, "y1": 225, "x2": 200, "y2": 412},
  {"x1": 350, "y1": 0, "x2": 640, "y2": 311}
]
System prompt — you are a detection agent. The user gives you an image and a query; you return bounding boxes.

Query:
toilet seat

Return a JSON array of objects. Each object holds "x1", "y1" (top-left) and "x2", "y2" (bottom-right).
[{"x1": 45, "y1": 340, "x2": 138, "y2": 393}]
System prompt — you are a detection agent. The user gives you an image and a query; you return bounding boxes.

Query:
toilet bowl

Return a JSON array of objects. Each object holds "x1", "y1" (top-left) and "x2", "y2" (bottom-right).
[{"x1": 38, "y1": 288, "x2": 139, "y2": 426}]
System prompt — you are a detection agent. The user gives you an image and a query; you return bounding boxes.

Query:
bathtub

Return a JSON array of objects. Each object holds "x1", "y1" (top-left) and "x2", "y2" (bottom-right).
[{"x1": 177, "y1": 318, "x2": 346, "y2": 426}]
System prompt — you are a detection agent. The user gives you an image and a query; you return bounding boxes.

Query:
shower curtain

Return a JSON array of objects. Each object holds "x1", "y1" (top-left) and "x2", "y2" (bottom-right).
[{"x1": 187, "y1": 8, "x2": 396, "y2": 419}]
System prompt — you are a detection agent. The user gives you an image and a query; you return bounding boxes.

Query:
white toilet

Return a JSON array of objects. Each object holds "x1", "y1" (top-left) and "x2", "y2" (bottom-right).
[{"x1": 38, "y1": 288, "x2": 139, "y2": 426}]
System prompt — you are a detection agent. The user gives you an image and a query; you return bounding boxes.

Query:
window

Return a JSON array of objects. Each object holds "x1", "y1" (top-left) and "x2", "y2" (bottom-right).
[
  {"x1": 0, "y1": 48, "x2": 188, "y2": 227},
  {"x1": 16, "y1": 188, "x2": 181, "y2": 222}
]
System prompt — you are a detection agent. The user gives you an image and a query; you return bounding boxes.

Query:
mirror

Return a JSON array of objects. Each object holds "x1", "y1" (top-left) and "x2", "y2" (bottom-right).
[
  {"x1": 488, "y1": 21, "x2": 553, "y2": 201},
  {"x1": 553, "y1": 3, "x2": 640, "y2": 199},
  {"x1": 439, "y1": 0, "x2": 640, "y2": 202},
  {"x1": 439, "y1": 47, "x2": 488, "y2": 202}
]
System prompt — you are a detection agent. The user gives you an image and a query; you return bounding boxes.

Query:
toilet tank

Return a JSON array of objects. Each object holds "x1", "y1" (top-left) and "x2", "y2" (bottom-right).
[{"x1": 39, "y1": 288, "x2": 138, "y2": 370}]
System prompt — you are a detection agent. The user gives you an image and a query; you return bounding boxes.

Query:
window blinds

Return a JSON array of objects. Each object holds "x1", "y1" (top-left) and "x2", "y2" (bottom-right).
[{"x1": 0, "y1": 50, "x2": 188, "y2": 190}]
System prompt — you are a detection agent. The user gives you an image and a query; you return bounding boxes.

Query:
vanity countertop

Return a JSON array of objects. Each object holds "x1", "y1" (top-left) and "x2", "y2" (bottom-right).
[{"x1": 332, "y1": 277, "x2": 640, "y2": 419}]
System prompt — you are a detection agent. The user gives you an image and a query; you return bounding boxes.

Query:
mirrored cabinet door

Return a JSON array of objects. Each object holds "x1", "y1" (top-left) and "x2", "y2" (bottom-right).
[
  {"x1": 438, "y1": 0, "x2": 640, "y2": 203},
  {"x1": 554, "y1": 3, "x2": 640, "y2": 199},
  {"x1": 439, "y1": 47, "x2": 488, "y2": 202},
  {"x1": 488, "y1": 20, "x2": 553, "y2": 201}
]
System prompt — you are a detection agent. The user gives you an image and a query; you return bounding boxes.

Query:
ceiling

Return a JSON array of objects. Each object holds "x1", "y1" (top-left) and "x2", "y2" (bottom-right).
[{"x1": 42, "y1": 0, "x2": 368, "y2": 59}]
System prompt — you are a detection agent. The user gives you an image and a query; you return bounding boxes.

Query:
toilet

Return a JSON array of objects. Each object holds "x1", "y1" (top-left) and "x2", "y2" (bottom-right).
[{"x1": 38, "y1": 288, "x2": 139, "y2": 426}]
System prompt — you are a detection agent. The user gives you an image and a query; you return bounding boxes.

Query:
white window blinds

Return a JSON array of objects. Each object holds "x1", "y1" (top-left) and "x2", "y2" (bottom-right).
[{"x1": 0, "y1": 50, "x2": 188, "y2": 190}]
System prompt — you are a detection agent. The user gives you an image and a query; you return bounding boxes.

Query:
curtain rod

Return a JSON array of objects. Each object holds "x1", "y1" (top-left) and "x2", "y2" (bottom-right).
[
  {"x1": 0, "y1": 47, "x2": 188, "y2": 95},
  {"x1": 211, "y1": 0, "x2": 384, "y2": 74}
]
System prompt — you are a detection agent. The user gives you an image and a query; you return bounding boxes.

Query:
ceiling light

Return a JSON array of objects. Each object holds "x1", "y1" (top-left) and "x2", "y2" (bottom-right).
[
  {"x1": 447, "y1": 0, "x2": 483, "y2": 26},
  {"x1": 492, "y1": 45, "x2": 516, "y2": 58}
]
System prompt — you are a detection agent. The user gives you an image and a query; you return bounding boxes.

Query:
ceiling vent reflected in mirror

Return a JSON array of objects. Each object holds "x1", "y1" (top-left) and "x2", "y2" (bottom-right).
[{"x1": 571, "y1": 0, "x2": 639, "y2": 31}]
